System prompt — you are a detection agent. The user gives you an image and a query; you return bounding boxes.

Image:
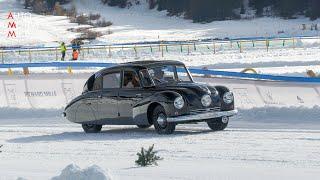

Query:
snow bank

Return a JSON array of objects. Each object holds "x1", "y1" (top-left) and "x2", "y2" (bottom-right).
[
  {"x1": 236, "y1": 106, "x2": 320, "y2": 123},
  {"x1": 51, "y1": 164, "x2": 112, "y2": 180},
  {"x1": 0, "y1": 108, "x2": 63, "y2": 120}
]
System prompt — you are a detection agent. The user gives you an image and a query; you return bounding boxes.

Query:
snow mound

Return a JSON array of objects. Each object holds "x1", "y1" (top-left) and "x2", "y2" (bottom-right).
[
  {"x1": 51, "y1": 164, "x2": 112, "y2": 180},
  {"x1": 237, "y1": 106, "x2": 320, "y2": 123}
]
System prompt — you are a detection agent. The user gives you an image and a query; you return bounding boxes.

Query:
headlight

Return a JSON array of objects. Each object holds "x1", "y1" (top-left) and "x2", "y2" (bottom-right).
[
  {"x1": 223, "y1": 92, "x2": 234, "y2": 104},
  {"x1": 174, "y1": 96, "x2": 184, "y2": 109},
  {"x1": 201, "y1": 94, "x2": 212, "y2": 107}
]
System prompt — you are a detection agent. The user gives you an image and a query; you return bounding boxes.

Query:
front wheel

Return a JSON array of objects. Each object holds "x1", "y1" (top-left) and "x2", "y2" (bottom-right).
[
  {"x1": 152, "y1": 106, "x2": 176, "y2": 134},
  {"x1": 207, "y1": 116, "x2": 229, "y2": 131},
  {"x1": 82, "y1": 124, "x2": 102, "y2": 133}
]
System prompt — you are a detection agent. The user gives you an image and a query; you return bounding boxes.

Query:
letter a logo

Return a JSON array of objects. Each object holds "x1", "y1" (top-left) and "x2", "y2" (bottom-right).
[{"x1": 7, "y1": 12, "x2": 14, "y2": 19}]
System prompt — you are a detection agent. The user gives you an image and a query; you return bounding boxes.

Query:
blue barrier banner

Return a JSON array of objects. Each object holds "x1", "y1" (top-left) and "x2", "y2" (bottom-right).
[{"x1": 1, "y1": 62, "x2": 320, "y2": 83}]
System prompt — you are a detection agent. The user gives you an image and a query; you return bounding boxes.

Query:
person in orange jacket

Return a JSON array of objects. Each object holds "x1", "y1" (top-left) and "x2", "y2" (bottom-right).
[{"x1": 72, "y1": 49, "x2": 79, "y2": 61}]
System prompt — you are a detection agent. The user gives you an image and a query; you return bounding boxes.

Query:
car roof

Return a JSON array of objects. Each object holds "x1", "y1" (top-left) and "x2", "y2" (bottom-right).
[
  {"x1": 122, "y1": 60, "x2": 185, "y2": 67},
  {"x1": 95, "y1": 60, "x2": 185, "y2": 76}
]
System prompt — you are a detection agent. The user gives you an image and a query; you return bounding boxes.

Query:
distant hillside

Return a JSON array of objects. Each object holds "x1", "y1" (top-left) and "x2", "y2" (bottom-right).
[{"x1": 24, "y1": 0, "x2": 320, "y2": 22}]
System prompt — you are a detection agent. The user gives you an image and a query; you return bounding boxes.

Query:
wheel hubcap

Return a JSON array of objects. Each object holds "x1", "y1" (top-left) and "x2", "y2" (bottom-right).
[
  {"x1": 222, "y1": 116, "x2": 229, "y2": 124},
  {"x1": 157, "y1": 113, "x2": 167, "y2": 128}
]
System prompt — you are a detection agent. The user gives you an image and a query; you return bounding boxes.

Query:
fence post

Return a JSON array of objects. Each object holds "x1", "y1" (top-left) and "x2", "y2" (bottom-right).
[
  {"x1": 266, "y1": 39, "x2": 269, "y2": 52},
  {"x1": 82, "y1": 47, "x2": 85, "y2": 59},
  {"x1": 161, "y1": 45, "x2": 164, "y2": 57},
  {"x1": 108, "y1": 46, "x2": 112, "y2": 57},
  {"x1": 239, "y1": 41, "x2": 243, "y2": 53},
  {"x1": 187, "y1": 44, "x2": 190, "y2": 55},
  {"x1": 292, "y1": 38, "x2": 295, "y2": 49},
  {"x1": 28, "y1": 49, "x2": 32, "y2": 62},
  {"x1": 134, "y1": 46, "x2": 137, "y2": 57},
  {"x1": 213, "y1": 41, "x2": 216, "y2": 54},
  {"x1": 0, "y1": 51, "x2": 2, "y2": 63},
  {"x1": 180, "y1": 44, "x2": 183, "y2": 53},
  {"x1": 55, "y1": 48, "x2": 58, "y2": 61},
  {"x1": 193, "y1": 42, "x2": 196, "y2": 51},
  {"x1": 150, "y1": 45, "x2": 153, "y2": 53}
]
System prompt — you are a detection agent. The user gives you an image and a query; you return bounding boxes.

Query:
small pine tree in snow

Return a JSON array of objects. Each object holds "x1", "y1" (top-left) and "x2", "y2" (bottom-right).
[
  {"x1": 135, "y1": 144, "x2": 162, "y2": 167},
  {"x1": 0, "y1": 145, "x2": 3, "y2": 153}
]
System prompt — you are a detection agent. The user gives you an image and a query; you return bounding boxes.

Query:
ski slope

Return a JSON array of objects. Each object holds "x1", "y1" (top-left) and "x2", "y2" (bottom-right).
[{"x1": 1, "y1": 0, "x2": 320, "y2": 46}]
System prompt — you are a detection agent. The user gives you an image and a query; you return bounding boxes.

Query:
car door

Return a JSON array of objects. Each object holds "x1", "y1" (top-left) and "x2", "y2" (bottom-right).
[
  {"x1": 118, "y1": 70, "x2": 146, "y2": 122},
  {"x1": 94, "y1": 71, "x2": 121, "y2": 122}
]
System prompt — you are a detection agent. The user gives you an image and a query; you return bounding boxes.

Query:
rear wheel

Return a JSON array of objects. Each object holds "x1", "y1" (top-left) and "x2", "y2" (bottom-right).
[
  {"x1": 137, "y1": 125, "x2": 152, "y2": 129},
  {"x1": 152, "y1": 106, "x2": 176, "y2": 134},
  {"x1": 82, "y1": 124, "x2": 102, "y2": 133},
  {"x1": 207, "y1": 116, "x2": 229, "y2": 131}
]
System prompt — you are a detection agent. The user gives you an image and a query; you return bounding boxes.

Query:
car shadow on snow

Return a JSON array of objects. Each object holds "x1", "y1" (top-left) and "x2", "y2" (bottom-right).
[{"x1": 7, "y1": 127, "x2": 214, "y2": 143}]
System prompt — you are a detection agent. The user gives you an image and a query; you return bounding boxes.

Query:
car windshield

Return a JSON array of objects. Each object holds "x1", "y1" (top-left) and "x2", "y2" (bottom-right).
[{"x1": 146, "y1": 64, "x2": 193, "y2": 85}]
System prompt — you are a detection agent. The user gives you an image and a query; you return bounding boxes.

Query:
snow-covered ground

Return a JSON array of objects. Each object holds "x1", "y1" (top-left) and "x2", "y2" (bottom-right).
[
  {"x1": 1, "y1": 1, "x2": 320, "y2": 179},
  {"x1": 1, "y1": 119, "x2": 320, "y2": 180},
  {"x1": 0, "y1": 74, "x2": 319, "y2": 179}
]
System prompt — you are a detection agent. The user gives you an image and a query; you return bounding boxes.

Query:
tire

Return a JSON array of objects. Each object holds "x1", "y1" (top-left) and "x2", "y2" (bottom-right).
[
  {"x1": 82, "y1": 124, "x2": 102, "y2": 133},
  {"x1": 152, "y1": 106, "x2": 176, "y2": 134},
  {"x1": 137, "y1": 125, "x2": 152, "y2": 129},
  {"x1": 207, "y1": 116, "x2": 229, "y2": 131}
]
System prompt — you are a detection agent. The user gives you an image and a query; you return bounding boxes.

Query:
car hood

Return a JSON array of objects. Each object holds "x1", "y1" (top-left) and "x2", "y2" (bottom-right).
[{"x1": 156, "y1": 82, "x2": 219, "y2": 108}]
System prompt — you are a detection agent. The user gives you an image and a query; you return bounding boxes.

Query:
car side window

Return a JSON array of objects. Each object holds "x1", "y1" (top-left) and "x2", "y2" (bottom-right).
[
  {"x1": 102, "y1": 72, "x2": 121, "y2": 89},
  {"x1": 123, "y1": 71, "x2": 141, "y2": 88}
]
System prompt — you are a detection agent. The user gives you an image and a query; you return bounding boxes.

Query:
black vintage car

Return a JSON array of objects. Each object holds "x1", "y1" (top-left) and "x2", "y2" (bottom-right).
[{"x1": 64, "y1": 61, "x2": 237, "y2": 134}]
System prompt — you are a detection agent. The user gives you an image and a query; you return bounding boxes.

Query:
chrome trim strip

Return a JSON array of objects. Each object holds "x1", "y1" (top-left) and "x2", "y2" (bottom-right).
[
  {"x1": 167, "y1": 109, "x2": 238, "y2": 123},
  {"x1": 190, "y1": 107, "x2": 221, "y2": 114}
]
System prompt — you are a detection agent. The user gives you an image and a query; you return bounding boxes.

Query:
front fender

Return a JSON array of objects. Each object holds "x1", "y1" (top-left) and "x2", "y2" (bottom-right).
[
  {"x1": 148, "y1": 90, "x2": 184, "y2": 117},
  {"x1": 214, "y1": 86, "x2": 234, "y2": 111},
  {"x1": 133, "y1": 90, "x2": 184, "y2": 125}
]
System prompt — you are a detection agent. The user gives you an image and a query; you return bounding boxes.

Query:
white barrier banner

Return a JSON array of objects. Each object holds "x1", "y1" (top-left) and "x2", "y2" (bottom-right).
[{"x1": 0, "y1": 74, "x2": 319, "y2": 109}]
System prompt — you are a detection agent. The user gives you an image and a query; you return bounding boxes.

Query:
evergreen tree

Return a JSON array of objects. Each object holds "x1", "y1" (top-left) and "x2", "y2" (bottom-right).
[{"x1": 135, "y1": 144, "x2": 162, "y2": 167}]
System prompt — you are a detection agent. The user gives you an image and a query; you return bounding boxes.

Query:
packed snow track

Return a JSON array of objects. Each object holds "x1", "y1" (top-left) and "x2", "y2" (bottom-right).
[{"x1": 0, "y1": 122, "x2": 320, "y2": 180}]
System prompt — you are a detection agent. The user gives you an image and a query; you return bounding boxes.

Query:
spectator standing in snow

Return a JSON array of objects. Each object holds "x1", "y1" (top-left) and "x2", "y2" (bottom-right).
[
  {"x1": 60, "y1": 42, "x2": 67, "y2": 61},
  {"x1": 72, "y1": 40, "x2": 81, "y2": 53},
  {"x1": 72, "y1": 49, "x2": 79, "y2": 61}
]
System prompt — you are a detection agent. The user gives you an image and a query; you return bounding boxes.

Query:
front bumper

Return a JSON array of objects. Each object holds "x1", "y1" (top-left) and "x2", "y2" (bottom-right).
[{"x1": 167, "y1": 109, "x2": 238, "y2": 123}]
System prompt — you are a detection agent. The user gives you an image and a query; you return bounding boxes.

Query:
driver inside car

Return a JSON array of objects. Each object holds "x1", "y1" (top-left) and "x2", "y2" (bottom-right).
[{"x1": 124, "y1": 72, "x2": 140, "y2": 88}]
